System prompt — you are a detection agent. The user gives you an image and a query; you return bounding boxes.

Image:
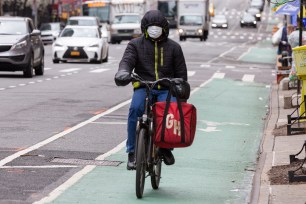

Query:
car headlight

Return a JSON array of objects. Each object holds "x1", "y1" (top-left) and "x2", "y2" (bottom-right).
[
  {"x1": 197, "y1": 29, "x2": 203, "y2": 33},
  {"x1": 11, "y1": 40, "x2": 27, "y2": 49},
  {"x1": 254, "y1": 21, "x2": 257, "y2": 24},
  {"x1": 222, "y1": 24, "x2": 227, "y2": 27},
  {"x1": 178, "y1": 28, "x2": 184, "y2": 33},
  {"x1": 241, "y1": 21, "x2": 244, "y2": 23},
  {"x1": 211, "y1": 23, "x2": 217, "y2": 27},
  {"x1": 256, "y1": 14, "x2": 261, "y2": 17},
  {"x1": 89, "y1": 43, "x2": 99, "y2": 47}
]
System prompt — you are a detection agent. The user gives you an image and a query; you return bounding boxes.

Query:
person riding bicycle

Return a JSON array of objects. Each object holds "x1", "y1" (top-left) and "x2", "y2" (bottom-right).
[{"x1": 114, "y1": 10, "x2": 188, "y2": 170}]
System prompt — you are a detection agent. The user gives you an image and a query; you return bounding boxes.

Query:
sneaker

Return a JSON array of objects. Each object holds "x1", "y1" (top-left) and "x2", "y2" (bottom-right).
[
  {"x1": 127, "y1": 152, "x2": 135, "y2": 170},
  {"x1": 159, "y1": 148, "x2": 175, "y2": 165}
]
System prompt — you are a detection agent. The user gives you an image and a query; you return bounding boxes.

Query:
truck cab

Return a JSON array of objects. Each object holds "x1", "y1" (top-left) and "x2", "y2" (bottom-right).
[{"x1": 177, "y1": 0, "x2": 210, "y2": 41}]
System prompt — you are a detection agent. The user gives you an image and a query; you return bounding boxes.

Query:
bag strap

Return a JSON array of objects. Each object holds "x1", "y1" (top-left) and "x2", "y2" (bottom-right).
[{"x1": 161, "y1": 82, "x2": 186, "y2": 143}]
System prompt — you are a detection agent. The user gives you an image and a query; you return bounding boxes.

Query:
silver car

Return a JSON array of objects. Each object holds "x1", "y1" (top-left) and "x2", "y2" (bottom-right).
[{"x1": 0, "y1": 17, "x2": 44, "y2": 77}]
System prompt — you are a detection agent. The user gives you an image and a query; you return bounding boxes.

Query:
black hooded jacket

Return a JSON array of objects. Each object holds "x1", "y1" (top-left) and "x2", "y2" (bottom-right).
[{"x1": 115, "y1": 10, "x2": 187, "y2": 88}]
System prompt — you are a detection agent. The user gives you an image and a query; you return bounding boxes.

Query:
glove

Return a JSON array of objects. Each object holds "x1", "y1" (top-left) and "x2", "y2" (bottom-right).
[{"x1": 114, "y1": 70, "x2": 131, "y2": 86}]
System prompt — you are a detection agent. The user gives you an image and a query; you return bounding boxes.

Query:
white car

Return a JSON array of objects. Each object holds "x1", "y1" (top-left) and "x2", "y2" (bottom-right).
[
  {"x1": 52, "y1": 25, "x2": 109, "y2": 63},
  {"x1": 110, "y1": 13, "x2": 142, "y2": 44},
  {"x1": 40, "y1": 22, "x2": 62, "y2": 45}
]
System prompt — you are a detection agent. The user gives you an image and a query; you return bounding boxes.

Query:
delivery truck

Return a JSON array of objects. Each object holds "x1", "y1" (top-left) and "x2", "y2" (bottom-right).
[{"x1": 177, "y1": 0, "x2": 210, "y2": 41}]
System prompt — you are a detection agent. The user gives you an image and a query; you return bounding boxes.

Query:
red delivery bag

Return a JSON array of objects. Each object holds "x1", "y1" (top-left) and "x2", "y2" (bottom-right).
[{"x1": 153, "y1": 101, "x2": 197, "y2": 148}]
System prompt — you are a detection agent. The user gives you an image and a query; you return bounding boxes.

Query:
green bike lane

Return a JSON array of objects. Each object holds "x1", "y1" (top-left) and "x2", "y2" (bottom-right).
[{"x1": 43, "y1": 78, "x2": 269, "y2": 204}]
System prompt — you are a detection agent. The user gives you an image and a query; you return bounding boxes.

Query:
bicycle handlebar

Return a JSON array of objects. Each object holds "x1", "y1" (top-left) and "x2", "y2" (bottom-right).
[{"x1": 131, "y1": 73, "x2": 183, "y2": 90}]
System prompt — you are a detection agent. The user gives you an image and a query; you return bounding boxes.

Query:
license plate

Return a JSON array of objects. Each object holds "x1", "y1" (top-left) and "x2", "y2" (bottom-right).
[{"x1": 71, "y1": 51, "x2": 80, "y2": 56}]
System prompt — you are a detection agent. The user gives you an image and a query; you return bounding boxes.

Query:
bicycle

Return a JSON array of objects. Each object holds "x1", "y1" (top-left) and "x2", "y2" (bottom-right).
[{"x1": 131, "y1": 73, "x2": 174, "y2": 199}]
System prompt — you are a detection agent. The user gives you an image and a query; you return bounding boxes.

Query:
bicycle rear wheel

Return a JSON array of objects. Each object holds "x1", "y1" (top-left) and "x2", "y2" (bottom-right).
[
  {"x1": 135, "y1": 128, "x2": 147, "y2": 198},
  {"x1": 151, "y1": 149, "x2": 162, "y2": 189}
]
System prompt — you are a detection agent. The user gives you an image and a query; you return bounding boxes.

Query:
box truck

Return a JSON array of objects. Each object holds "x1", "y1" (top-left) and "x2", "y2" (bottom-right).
[{"x1": 177, "y1": 0, "x2": 210, "y2": 41}]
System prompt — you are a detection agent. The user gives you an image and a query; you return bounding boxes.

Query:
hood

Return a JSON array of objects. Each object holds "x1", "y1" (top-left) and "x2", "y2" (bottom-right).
[
  {"x1": 0, "y1": 34, "x2": 27, "y2": 45},
  {"x1": 55, "y1": 37, "x2": 100, "y2": 46},
  {"x1": 141, "y1": 10, "x2": 169, "y2": 41}
]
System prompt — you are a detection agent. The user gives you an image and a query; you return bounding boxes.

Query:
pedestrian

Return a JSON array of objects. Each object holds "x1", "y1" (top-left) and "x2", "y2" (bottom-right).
[
  {"x1": 114, "y1": 10, "x2": 188, "y2": 170},
  {"x1": 277, "y1": 24, "x2": 291, "y2": 55}
]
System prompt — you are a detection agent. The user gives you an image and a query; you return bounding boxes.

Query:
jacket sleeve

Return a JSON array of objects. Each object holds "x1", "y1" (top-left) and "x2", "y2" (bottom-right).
[
  {"x1": 173, "y1": 45, "x2": 188, "y2": 81},
  {"x1": 114, "y1": 41, "x2": 138, "y2": 86}
]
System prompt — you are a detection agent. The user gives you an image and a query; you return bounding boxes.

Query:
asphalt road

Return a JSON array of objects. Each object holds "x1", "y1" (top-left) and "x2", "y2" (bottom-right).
[{"x1": 0, "y1": 1, "x2": 278, "y2": 203}]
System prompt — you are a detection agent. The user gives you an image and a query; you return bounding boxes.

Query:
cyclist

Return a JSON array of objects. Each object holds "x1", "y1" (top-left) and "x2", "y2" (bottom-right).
[{"x1": 114, "y1": 10, "x2": 188, "y2": 170}]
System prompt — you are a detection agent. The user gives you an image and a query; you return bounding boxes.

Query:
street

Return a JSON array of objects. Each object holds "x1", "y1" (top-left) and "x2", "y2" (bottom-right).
[{"x1": 0, "y1": 1, "x2": 278, "y2": 203}]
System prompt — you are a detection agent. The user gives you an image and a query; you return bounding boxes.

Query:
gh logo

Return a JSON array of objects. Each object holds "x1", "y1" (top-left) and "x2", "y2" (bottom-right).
[{"x1": 166, "y1": 114, "x2": 181, "y2": 136}]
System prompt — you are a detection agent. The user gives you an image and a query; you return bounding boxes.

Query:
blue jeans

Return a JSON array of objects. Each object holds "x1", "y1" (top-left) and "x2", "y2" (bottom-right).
[{"x1": 126, "y1": 88, "x2": 176, "y2": 153}]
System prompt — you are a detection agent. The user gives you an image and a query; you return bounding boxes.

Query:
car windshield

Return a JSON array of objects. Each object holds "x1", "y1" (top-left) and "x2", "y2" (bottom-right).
[
  {"x1": 180, "y1": 15, "x2": 203, "y2": 25},
  {"x1": 113, "y1": 15, "x2": 140, "y2": 24},
  {"x1": 0, "y1": 20, "x2": 27, "y2": 35},
  {"x1": 67, "y1": 19, "x2": 98, "y2": 26},
  {"x1": 243, "y1": 14, "x2": 255, "y2": 21},
  {"x1": 214, "y1": 15, "x2": 226, "y2": 20},
  {"x1": 40, "y1": 23, "x2": 60, "y2": 31},
  {"x1": 60, "y1": 27, "x2": 98, "y2": 38}
]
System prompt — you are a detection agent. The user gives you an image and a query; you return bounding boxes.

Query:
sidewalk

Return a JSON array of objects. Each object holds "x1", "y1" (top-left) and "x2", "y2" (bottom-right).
[{"x1": 256, "y1": 78, "x2": 306, "y2": 204}]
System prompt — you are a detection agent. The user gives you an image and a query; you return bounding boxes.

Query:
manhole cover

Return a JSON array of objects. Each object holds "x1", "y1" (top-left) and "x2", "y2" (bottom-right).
[{"x1": 51, "y1": 158, "x2": 122, "y2": 167}]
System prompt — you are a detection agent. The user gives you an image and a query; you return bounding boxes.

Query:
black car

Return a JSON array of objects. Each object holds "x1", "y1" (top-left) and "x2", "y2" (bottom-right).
[
  {"x1": 240, "y1": 13, "x2": 257, "y2": 28},
  {"x1": 0, "y1": 17, "x2": 44, "y2": 77}
]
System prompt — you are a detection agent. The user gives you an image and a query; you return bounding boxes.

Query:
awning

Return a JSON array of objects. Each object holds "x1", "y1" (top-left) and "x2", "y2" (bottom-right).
[{"x1": 275, "y1": 0, "x2": 300, "y2": 15}]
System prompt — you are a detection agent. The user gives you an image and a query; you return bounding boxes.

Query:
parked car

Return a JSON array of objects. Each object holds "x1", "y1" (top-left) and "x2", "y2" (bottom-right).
[
  {"x1": 0, "y1": 16, "x2": 44, "y2": 77},
  {"x1": 211, "y1": 14, "x2": 228, "y2": 28},
  {"x1": 52, "y1": 25, "x2": 109, "y2": 63},
  {"x1": 240, "y1": 13, "x2": 257, "y2": 28},
  {"x1": 110, "y1": 13, "x2": 142, "y2": 44},
  {"x1": 40, "y1": 22, "x2": 62, "y2": 44},
  {"x1": 246, "y1": 7, "x2": 261, "y2": 21}
]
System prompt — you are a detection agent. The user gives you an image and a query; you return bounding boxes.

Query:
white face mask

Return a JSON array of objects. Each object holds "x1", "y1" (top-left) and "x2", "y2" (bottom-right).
[{"x1": 147, "y1": 26, "x2": 163, "y2": 39}]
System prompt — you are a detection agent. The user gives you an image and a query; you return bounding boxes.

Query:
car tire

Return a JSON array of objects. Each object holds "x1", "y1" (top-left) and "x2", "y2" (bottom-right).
[
  {"x1": 23, "y1": 53, "x2": 34, "y2": 78},
  {"x1": 102, "y1": 50, "x2": 108, "y2": 62},
  {"x1": 200, "y1": 37, "x2": 204, "y2": 41},
  {"x1": 179, "y1": 36, "x2": 183, "y2": 41},
  {"x1": 35, "y1": 53, "x2": 44, "y2": 76},
  {"x1": 53, "y1": 59, "x2": 59, "y2": 63}
]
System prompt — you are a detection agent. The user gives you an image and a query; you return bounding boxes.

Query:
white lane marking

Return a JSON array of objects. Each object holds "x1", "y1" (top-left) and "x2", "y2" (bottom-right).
[
  {"x1": 19, "y1": 84, "x2": 26, "y2": 86},
  {"x1": 44, "y1": 68, "x2": 52, "y2": 70},
  {"x1": 9, "y1": 86, "x2": 16, "y2": 88},
  {"x1": 0, "y1": 99, "x2": 132, "y2": 167},
  {"x1": 188, "y1": 71, "x2": 196, "y2": 77},
  {"x1": 198, "y1": 127, "x2": 221, "y2": 132},
  {"x1": 34, "y1": 141, "x2": 126, "y2": 204},
  {"x1": 0, "y1": 88, "x2": 5, "y2": 91},
  {"x1": 89, "y1": 68, "x2": 109, "y2": 73},
  {"x1": 36, "y1": 73, "x2": 215, "y2": 204},
  {"x1": 242, "y1": 74, "x2": 255, "y2": 82},
  {"x1": 60, "y1": 68, "x2": 81, "y2": 73},
  {"x1": 225, "y1": 65, "x2": 235, "y2": 69},
  {"x1": 212, "y1": 72, "x2": 225, "y2": 79},
  {"x1": 90, "y1": 122, "x2": 126, "y2": 125},
  {"x1": 0, "y1": 165, "x2": 77, "y2": 169},
  {"x1": 201, "y1": 64, "x2": 211, "y2": 68}
]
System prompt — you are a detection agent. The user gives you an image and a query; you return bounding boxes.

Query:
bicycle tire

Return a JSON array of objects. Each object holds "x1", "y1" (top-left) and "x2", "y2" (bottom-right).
[
  {"x1": 151, "y1": 154, "x2": 162, "y2": 189},
  {"x1": 135, "y1": 128, "x2": 147, "y2": 198}
]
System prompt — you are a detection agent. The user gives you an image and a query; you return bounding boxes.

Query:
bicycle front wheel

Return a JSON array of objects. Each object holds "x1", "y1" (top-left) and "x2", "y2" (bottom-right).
[
  {"x1": 151, "y1": 148, "x2": 162, "y2": 189},
  {"x1": 135, "y1": 128, "x2": 147, "y2": 199}
]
